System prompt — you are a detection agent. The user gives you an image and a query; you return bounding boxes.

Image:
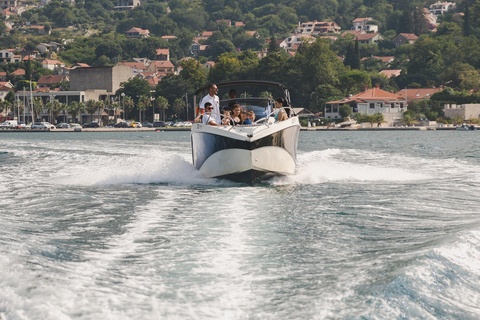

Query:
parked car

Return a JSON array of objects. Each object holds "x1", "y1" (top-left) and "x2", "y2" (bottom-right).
[
  {"x1": 83, "y1": 122, "x2": 100, "y2": 128},
  {"x1": 31, "y1": 122, "x2": 48, "y2": 129},
  {"x1": 57, "y1": 123, "x2": 69, "y2": 128},
  {"x1": 15, "y1": 121, "x2": 26, "y2": 129},
  {"x1": 184, "y1": 121, "x2": 193, "y2": 127},
  {"x1": 126, "y1": 121, "x2": 136, "y2": 128},
  {"x1": 113, "y1": 122, "x2": 129, "y2": 128},
  {"x1": 135, "y1": 122, "x2": 142, "y2": 128},
  {"x1": 152, "y1": 121, "x2": 165, "y2": 127},
  {"x1": 142, "y1": 122, "x2": 153, "y2": 128},
  {"x1": 172, "y1": 122, "x2": 183, "y2": 127},
  {"x1": 40, "y1": 122, "x2": 56, "y2": 129},
  {"x1": 70, "y1": 123, "x2": 82, "y2": 129},
  {"x1": 1, "y1": 120, "x2": 18, "y2": 128},
  {"x1": 165, "y1": 121, "x2": 175, "y2": 127}
]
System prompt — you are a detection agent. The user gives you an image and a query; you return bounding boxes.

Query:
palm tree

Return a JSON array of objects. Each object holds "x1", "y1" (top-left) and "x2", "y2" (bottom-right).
[
  {"x1": 173, "y1": 98, "x2": 185, "y2": 120},
  {"x1": 123, "y1": 96, "x2": 134, "y2": 120},
  {"x1": 46, "y1": 100, "x2": 62, "y2": 124},
  {"x1": 402, "y1": 113, "x2": 418, "y2": 127},
  {"x1": 86, "y1": 99, "x2": 97, "y2": 122},
  {"x1": 67, "y1": 101, "x2": 79, "y2": 123},
  {"x1": 111, "y1": 101, "x2": 120, "y2": 123},
  {"x1": 452, "y1": 115, "x2": 464, "y2": 126},
  {"x1": 78, "y1": 102, "x2": 86, "y2": 124},
  {"x1": 157, "y1": 96, "x2": 169, "y2": 121},
  {"x1": 32, "y1": 97, "x2": 44, "y2": 122},
  {"x1": 137, "y1": 95, "x2": 150, "y2": 122},
  {"x1": 95, "y1": 100, "x2": 105, "y2": 125}
]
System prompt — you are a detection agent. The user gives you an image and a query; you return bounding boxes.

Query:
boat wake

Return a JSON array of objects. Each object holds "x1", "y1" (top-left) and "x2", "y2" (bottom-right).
[
  {"x1": 363, "y1": 229, "x2": 480, "y2": 318},
  {"x1": 55, "y1": 152, "x2": 232, "y2": 187},
  {"x1": 272, "y1": 149, "x2": 431, "y2": 185}
]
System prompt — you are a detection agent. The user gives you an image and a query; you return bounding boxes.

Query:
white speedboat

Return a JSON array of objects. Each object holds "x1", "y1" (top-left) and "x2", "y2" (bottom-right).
[
  {"x1": 456, "y1": 124, "x2": 476, "y2": 131},
  {"x1": 191, "y1": 81, "x2": 300, "y2": 185},
  {"x1": 335, "y1": 117, "x2": 360, "y2": 129}
]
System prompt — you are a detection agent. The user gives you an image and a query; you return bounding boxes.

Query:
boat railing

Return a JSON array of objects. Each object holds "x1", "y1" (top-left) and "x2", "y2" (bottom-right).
[
  {"x1": 194, "y1": 112, "x2": 236, "y2": 128},
  {"x1": 256, "y1": 106, "x2": 295, "y2": 125}
]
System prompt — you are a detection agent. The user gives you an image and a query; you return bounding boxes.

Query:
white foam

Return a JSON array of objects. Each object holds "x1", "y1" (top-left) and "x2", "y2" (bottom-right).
[{"x1": 273, "y1": 149, "x2": 430, "y2": 185}]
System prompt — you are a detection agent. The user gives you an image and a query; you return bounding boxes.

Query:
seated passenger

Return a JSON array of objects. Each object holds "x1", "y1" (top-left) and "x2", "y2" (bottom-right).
[
  {"x1": 247, "y1": 111, "x2": 255, "y2": 123},
  {"x1": 242, "y1": 111, "x2": 252, "y2": 125},
  {"x1": 274, "y1": 97, "x2": 288, "y2": 122},
  {"x1": 222, "y1": 110, "x2": 233, "y2": 125},
  {"x1": 202, "y1": 102, "x2": 218, "y2": 126},
  {"x1": 231, "y1": 104, "x2": 242, "y2": 125}
]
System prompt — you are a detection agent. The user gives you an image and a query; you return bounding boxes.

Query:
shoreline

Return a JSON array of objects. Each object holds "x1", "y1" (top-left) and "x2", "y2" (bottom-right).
[{"x1": 0, "y1": 126, "x2": 468, "y2": 133}]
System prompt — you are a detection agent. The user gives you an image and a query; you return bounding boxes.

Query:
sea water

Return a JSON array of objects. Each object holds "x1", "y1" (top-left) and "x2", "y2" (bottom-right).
[{"x1": 0, "y1": 130, "x2": 479, "y2": 319}]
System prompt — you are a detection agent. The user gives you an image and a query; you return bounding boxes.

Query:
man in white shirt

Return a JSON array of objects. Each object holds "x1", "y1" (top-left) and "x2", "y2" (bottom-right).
[
  {"x1": 199, "y1": 84, "x2": 221, "y2": 124},
  {"x1": 202, "y1": 102, "x2": 218, "y2": 126}
]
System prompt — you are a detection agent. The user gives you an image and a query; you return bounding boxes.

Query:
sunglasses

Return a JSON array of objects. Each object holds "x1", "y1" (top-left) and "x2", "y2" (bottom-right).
[{"x1": 206, "y1": 107, "x2": 213, "y2": 110}]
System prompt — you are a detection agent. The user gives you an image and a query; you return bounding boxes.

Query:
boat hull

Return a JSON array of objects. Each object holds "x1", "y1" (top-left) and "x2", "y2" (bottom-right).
[{"x1": 191, "y1": 118, "x2": 300, "y2": 185}]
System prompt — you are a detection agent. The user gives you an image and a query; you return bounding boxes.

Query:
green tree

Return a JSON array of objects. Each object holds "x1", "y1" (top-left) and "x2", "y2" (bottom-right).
[
  {"x1": 172, "y1": 98, "x2": 185, "y2": 119},
  {"x1": 339, "y1": 70, "x2": 372, "y2": 95},
  {"x1": 117, "y1": 77, "x2": 151, "y2": 105},
  {"x1": 32, "y1": 97, "x2": 44, "y2": 122},
  {"x1": 208, "y1": 53, "x2": 242, "y2": 83},
  {"x1": 179, "y1": 59, "x2": 207, "y2": 89},
  {"x1": 86, "y1": 99, "x2": 97, "y2": 122},
  {"x1": 402, "y1": 112, "x2": 418, "y2": 126},
  {"x1": 156, "y1": 96, "x2": 169, "y2": 121}
]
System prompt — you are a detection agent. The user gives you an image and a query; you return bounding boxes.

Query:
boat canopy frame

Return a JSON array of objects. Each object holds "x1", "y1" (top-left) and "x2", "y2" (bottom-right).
[{"x1": 194, "y1": 80, "x2": 292, "y2": 109}]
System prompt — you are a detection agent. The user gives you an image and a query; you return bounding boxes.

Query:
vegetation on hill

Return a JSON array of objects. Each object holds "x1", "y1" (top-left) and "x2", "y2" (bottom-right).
[{"x1": 3, "y1": 0, "x2": 480, "y2": 121}]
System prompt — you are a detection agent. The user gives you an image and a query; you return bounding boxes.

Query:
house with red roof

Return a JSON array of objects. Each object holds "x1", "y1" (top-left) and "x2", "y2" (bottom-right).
[
  {"x1": 117, "y1": 61, "x2": 148, "y2": 76},
  {"x1": 155, "y1": 48, "x2": 169, "y2": 61},
  {"x1": 342, "y1": 30, "x2": 384, "y2": 44},
  {"x1": 216, "y1": 19, "x2": 231, "y2": 26},
  {"x1": 235, "y1": 22, "x2": 245, "y2": 27},
  {"x1": 11, "y1": 68, "x2": 25, "y2": 76},
  {"x1": 37, "y1": 74, "x2": 69, "y2": 88},
  {"x1": 392, "y1": 33, "x2": 419, "y2": 47},
  {"x1": 326, "y1": 84, "x2": 407, "y2": 125},
  {"x1": 352, "y1": 17, "x2": 378, "y2": 33},
  {"x1": 201, "y1": 31, "x2": 214, "y2": 37},
  {"x1": 379, "y1": 69, "x2": 402, "y2": 79},
  {"x1": 161, "y1": 35, "x2": 177, "y2": 41},
  {"x1": 125, "y1": 27, "x2": 149, "y2": 38},
  {"x1": 0, "y1": 48, "x2": 19, "y2": 63},
  {"x1": 396, "y1": 88, "x2": 442, "y2": 101},
  {"x1": 297, "y1": 20, "x2": 341, "y2": 35},
  {"x1": 42, "y1": 59, "x2": 65, "y2": 70},
  {"x1": 147, "y1": 60, "x2": 175, "y2": 74},
  {"x1": 280, "y1": 33, "x2": 315, "y2": 50}
]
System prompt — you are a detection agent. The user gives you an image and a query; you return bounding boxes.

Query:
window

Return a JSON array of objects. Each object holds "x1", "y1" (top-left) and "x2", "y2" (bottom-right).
[
  {"x1": 333, "y1": 106, "x2": 338, "y2": 112},
  {"x1": 326, "y1": 106, "x2": 332, "y2": 113},
  {"x1": 400, "y1": 103, "x2": 404, "y2": 108},
  {"x1": 369, "y1": 103, "x2": 375, "y2": 109},
  {"x1": 380, "y1": 103, "x2": 383, "y2": 108},
  {"x1": 391, "y1": 103, "x2": 395, "y2": 108}
]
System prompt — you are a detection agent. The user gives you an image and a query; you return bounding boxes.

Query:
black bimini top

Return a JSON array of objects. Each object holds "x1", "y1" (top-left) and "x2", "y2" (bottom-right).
[{"x1": 194, "y1": 80, "x2": 288, "y2": 96}]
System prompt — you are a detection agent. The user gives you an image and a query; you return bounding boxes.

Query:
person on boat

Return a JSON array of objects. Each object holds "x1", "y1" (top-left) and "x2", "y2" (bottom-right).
[
  {"x1": 231, "y1": 104, "x2": 242, "y2": 125},
  {"x1": 222, "y1": 110, "x2": 233, "y2": 125},
  {"x1": 202, "y1": 102, "x2": 218, "y2": 126},
  {"x1": 274, "y1": 97, "x2": 288, "y2": 122},
  {"x1": 199, "y1": 84, "x2": 221, "y2": 124},
  {"x1": 247, "y1": 111, "x2": 255, "y2": 123},
  {"x1": 222, "y1": 89, "x2": 237, "y2": 112},
  {"x1": 242, "y1": 111, "x2": 252, "y2": 125}
]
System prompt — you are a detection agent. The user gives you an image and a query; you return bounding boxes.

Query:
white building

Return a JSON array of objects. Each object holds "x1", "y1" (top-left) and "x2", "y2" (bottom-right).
[
  {"x1": 352, "y1": 17, "x2": 378, "y2": 33},
  {"x1": 428, "y1": 1, "x2": 456, "y2": 17},
  {"x1": 325, "y1": 85, "x2": 407, "y2": 125}
]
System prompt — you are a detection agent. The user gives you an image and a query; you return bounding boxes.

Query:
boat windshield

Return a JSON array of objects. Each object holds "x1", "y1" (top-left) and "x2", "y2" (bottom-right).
[{"x1": 220, "y1": 97, "x2": 273, "y2": 121}]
